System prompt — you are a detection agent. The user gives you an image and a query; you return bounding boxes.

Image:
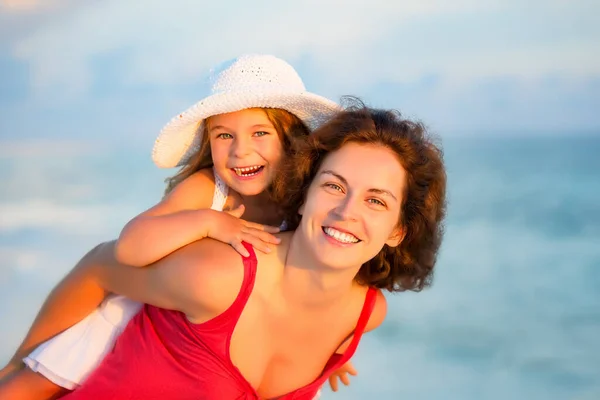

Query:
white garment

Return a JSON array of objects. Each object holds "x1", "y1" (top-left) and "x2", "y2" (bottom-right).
[
  {"x1": 24, "y1": 295, "x2": 141, "y2": 388},
  {"x1": 23, "y1": 170, "x2": 230, "y2": 389}
]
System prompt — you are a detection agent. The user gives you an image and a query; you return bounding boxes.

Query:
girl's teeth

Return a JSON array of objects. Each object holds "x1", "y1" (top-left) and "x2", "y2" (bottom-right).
[
  {"x1": 324, "y1": 227, "x2": 359, "y2": 244},
  {"x1": 234, "y1": 166, "x2": 262, "y2": 176}
]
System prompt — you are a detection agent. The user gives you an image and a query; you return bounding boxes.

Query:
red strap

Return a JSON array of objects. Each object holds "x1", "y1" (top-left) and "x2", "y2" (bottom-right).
[
  {"x1": 227, "y1": 242, "x2": 257, "y2": 316},
  {"x1": 194, "y1": 242, "x2": 257, "y2": 330},
  {"x1": 337, "y1": 287, "x2": 378, "y2": 365},
  {"x1": 357, "y1": 287, "x2": 378, "y2": 333}
]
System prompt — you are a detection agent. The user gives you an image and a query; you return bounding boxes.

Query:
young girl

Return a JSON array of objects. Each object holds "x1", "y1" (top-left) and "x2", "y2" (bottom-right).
[{"x1": 0, "y1": 54, "x2": 356, "y2": 398}]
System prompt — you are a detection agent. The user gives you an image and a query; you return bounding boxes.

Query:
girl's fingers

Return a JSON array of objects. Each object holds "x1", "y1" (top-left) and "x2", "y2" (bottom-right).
[
  {"x1": 346, "y1": 363, "x2": 358, "y2": 376},
  {"x1": 339, "y1": 372, "x2": 351, "y2": 386},
  {"x1": 244, "y1": 221, "x2": 281, "y2": 233},
  {"x1": 264, "y1": 225, "x2": 282, "y2": 233},
  {"x1": 242, "y1": 228, "x2": 281, "y2": 244},
  {"x1": 242, "y1": 235, "x2": 272, "y2": 254},
  {"x1": 329, "y1": 376, "x2": 339, "y2": 392},
  {"x1": 230, "y1": 240, "x2": 250, "y2": 257}
]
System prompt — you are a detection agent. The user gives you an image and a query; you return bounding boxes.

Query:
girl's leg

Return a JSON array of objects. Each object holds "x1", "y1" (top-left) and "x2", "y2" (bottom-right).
[
  {"x1": 8, "y1": 242, "x2": 113, "y2": 366},
  {"x1": 0, "y1": 367, "x2": 68, "y2": 400}
]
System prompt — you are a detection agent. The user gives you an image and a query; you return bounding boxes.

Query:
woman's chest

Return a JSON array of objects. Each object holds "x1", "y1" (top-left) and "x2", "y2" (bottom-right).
[{"x1": 228, "y1": 299, "x2": 352, "y2": 398}]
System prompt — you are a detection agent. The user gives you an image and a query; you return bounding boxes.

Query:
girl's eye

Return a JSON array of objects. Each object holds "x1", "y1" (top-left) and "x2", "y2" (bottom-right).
[
  {"x1": 253, "y1": 131, "x2": 269, "y2": 137},
  {"x1": 368, "y1": 198, "x2": 386, "y2": 207},
  {"x1": 216, "y1": 133, "x2": 233, "y2": 139},
  {"x1": 324, "y1": 183, "x2": 343, "y2": 192}
]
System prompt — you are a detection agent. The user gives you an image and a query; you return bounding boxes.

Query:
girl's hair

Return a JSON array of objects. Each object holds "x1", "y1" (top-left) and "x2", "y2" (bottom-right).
[
  {"x1": 271, "y1": 98, "x2": 447, "y2": 292},
  {"x1": 164, "y1": 108, "x2": 310, "y2": 195}
]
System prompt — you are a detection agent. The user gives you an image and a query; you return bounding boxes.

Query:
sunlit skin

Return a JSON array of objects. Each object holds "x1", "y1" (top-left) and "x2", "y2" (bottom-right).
[
  {"x1": 209, "y1": 108, "x2": 284, "y2": 198},
  {"x1": 291, "y1": 142, "x2": 406, "y2": 289}
]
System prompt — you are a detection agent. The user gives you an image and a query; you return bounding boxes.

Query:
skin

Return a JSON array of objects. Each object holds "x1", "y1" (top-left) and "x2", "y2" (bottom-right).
[
  {"x1": 297, "y1": 142, "x2": 405, "y2": 275},
  {"x1": 47, "y1": 142, "x2": 406, "y2": 398},
  {"x1": 209, "y1": 108, "x2": 285, "y2": 200},
  {"x1": 0, "y1": 109, "x2": 363, "y2": 398}
]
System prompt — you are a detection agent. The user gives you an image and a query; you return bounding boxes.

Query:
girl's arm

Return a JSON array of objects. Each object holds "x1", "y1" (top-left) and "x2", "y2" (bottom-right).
[
  {"x1": 84, "y1": 239, "x2": 240, "y2": 321},
  {"x1": 114, "y1": 170, "x2": 217, "y2": 267},
  {"x1": 3, "y1": 238, "x2": 236, "y2": 374},
  {"x1": 115, "y1": 169, "x2": 280, "y2": 266}
]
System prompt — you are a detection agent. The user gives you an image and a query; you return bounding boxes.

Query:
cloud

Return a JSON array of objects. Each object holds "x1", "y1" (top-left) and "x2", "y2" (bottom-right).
[
  {"x1": 396, "y1": 74, "x2": 600, "y2": 133},
  {"x1": 0, "y1": 138, "x2": 100, "y2": 158},
  {"x1": 0, "y1": 200, "x2": 127, "y2": 233},
  {"x1": 1, "y1": 0, "x2": 598, "y2": 139},
  {"x1": 0, "y1": 0, "x2": 81, "y2": 44},
  {"x1": 0, "y1": 247, "x2": 44, "y2": 274},
  {"x1": 1, "y1": 0, "x2": 46, "y2": 12},
  {"x1": 0, "y1": 140, "x2": 106, "y2": 204},
  {"x1": 0, "y1": 0, "x2": 77, "y2": 16},
  {"x1": 7, "y1": 0, "x2": 599, "y2": 99}
]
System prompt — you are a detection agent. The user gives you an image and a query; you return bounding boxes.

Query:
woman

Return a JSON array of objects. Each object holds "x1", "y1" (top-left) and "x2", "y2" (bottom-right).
[{"x1": 4, "y1": 101, "x2": 447, "y2": 399}]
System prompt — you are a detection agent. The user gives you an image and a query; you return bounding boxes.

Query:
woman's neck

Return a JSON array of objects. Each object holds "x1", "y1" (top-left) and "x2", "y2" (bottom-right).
[{"x1": 279, "y1": 231, "x2": 361, "y2": 308}]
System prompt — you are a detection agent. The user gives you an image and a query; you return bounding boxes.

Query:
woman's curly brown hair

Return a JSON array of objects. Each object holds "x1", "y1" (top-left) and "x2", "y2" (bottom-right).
[{"x1": 271, "y1": 99, "x2": 447, "y2": 292}]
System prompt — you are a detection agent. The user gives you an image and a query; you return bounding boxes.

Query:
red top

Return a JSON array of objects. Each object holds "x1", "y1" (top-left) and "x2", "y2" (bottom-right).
[{"x1": 63, "y1": 243, "x2": 377, "y2": 400}]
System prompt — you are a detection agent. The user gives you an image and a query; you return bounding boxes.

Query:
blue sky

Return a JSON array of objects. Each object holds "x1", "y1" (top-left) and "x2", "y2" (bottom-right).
[{"x1": 0, "y1": 0, "x2": 599, "y2": 148}]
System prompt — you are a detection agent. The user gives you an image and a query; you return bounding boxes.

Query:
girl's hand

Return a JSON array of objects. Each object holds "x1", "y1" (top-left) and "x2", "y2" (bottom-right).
[
  {"x1": 328, "y1": 360, "x2": 357, "y2": 392},
  {"x1": 206, "y1": 205, "x2": 281, "y2": 256}
]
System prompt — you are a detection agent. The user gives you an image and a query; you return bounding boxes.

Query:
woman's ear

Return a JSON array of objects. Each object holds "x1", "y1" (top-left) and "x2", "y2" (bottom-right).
[{"x1": 385, "y1": 226, "x2": 405, "y2": 247}]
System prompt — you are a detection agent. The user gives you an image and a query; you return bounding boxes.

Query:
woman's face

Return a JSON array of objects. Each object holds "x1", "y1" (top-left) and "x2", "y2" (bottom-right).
[
  {"x1": 209, "y1": 108, "x2": 284, "y2": 196},
  {"x1": 298, "y1": 142, "x2": 406, "y2": 271}
]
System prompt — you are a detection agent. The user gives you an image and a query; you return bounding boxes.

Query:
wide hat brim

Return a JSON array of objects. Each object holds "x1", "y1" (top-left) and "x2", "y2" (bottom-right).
[{"x1": 152, "y1": 89, "x2": 340, "y2": 168}]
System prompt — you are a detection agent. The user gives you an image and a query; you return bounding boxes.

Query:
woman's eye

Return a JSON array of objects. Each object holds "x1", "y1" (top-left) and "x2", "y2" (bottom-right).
[
  {"x1": 325, "y1": 183, "x2": 343, "y2": 192},
  {"x1": 254, "y1": 131, "x2": 269, "y2": 137},
  {"x1": 216, "y1": 133, "x2": 233, "y2": 139},
  {"x1": 368, "y1": 198, "x2": 386, "y2": 207}
]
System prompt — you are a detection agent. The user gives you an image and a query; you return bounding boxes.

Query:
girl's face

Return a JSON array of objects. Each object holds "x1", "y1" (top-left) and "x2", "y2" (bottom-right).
[
  {"x1": 298, "y1": 142, "x2": 406, "y2": 271},
  {"x1": 208, "y1": 108, "x2": 284, "y2": 196}
]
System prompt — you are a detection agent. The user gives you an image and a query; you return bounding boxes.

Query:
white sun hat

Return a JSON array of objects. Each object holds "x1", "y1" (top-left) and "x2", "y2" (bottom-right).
[{"x1": 151, "y1": 54, "x2": 340, "y2": 168}]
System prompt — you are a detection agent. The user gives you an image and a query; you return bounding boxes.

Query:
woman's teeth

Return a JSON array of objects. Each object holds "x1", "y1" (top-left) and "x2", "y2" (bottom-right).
[
  {"x1": 233, "y1": 166, "x2": 263, "y2": 176},
  {"x1": 323, "y1": 227, "x2": 360, "y2": 244}
]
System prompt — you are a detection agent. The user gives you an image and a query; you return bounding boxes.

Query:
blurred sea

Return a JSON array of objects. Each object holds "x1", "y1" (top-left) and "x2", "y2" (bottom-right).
[{"x1": 1, "y1": 134, "x2": 599, "y2": 399}]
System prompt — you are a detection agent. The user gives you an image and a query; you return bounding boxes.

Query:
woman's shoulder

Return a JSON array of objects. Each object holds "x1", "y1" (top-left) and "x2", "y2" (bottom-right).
[
  {"x1": 176, "y1": 238, "x2": 246, "y2": 281},
  {"x1": 365, "y1": 288, "x2": 387, "y2": 333},
  {"x1": 254, "y1": 231, "x2": 293, "y2": 268},
  {"x1": 168, "y1": 238, "x2": 248, "y2": 319},
  {"x1": 331, "y1": 286, "x2": 387, "y2": 354}
]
